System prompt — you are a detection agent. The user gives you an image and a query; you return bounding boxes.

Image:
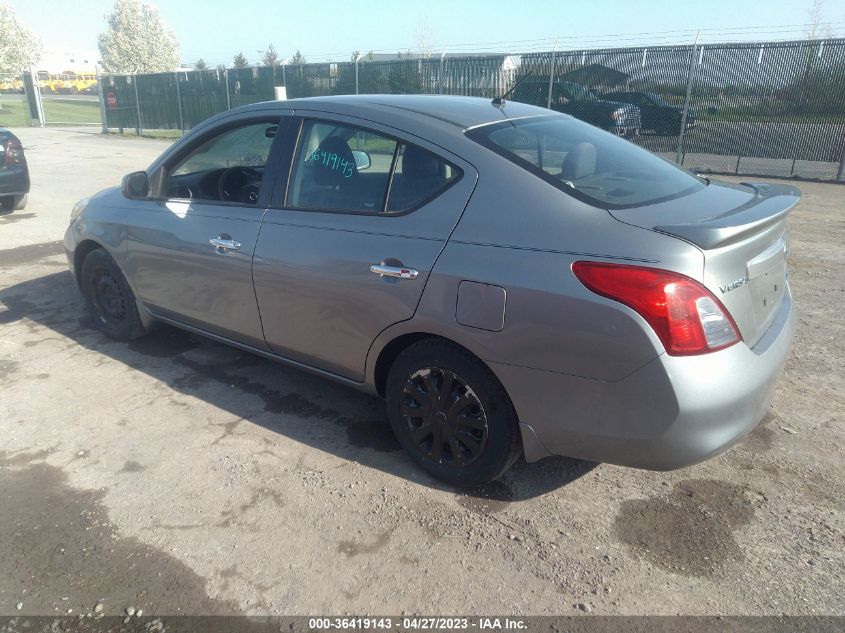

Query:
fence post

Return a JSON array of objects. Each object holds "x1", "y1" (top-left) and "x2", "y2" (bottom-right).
[
  {"x1": 97, "y1": 74, "x2": 108, "y2": 133},
  {"x1": 132, "y1": 74, "x2": 142, "y2": 136},
  {"x1": 676, "y1": 31, "x2": 700, "y2": 165},
  {"x1": 546, "y1": 38, "x2": 559, "y2": 110},
  {"x1": 354, "y1": 52, "x2": 365, "y2": 95},
  {"x1": 174, "y1": 72, "x2": 184, "y2": 135},
  {"x1": 439, "y1": 49, "x2": 448, "y2": 94},
  {"x1": 837, "y1": 140, "x2": 845, "y2": 182},
  {"x1": 21, "y1": 68, "x2": 45, "y2": 127},
  {"x1": 224, "y1": 69, "x2": 231, "y2": 110}
]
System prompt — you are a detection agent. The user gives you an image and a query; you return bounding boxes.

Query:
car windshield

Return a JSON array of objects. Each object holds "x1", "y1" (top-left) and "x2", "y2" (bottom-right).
[
  {"x1": 646, "y1": 93, "x2": 670, "y2": 107},
  {"x1": 560, "y1": 81, "x2": 597, "y2": 102},
  {"x1": 467, "y1": 115, "x2": 705, "y2": 209}
]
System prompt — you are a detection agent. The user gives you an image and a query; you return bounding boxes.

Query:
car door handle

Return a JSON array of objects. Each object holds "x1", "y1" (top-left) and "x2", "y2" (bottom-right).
[
  {"x1": 209, "y1": 237, "x2": 241, "y2": 253},
  {"x1": 370, "y1": 264, "x2": 419, "y2": 280}
]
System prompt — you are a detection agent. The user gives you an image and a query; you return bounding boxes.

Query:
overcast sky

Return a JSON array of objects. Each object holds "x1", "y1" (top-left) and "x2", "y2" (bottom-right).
[{"x1": 8, "y1": 0, "x2": 845, "y2": 67}]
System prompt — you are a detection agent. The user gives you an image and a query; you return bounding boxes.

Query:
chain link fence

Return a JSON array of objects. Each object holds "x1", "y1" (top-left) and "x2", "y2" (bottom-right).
[{"x1": 91, "y1": 37, "x2": 845, "y2": 181}]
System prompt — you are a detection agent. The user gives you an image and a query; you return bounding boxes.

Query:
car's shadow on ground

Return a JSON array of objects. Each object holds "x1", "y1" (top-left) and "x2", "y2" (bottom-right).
[{"x1": 1, "y1": 270, "x2": 597, "y2": 502}]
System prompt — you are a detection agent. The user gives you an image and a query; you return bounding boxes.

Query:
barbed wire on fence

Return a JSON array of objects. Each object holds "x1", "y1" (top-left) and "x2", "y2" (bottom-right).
[{"x1": 11, "y1": 35, "x2": 842, "y2": 181}]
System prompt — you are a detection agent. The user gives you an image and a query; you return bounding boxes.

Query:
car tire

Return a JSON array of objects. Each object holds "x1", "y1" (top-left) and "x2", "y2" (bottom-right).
[
  {"x1": 0, "y1": 195, "x2": 26, "y2": 211},
  {"x1": 386, "y1": 339, "x2": 521, "y2": 487},
  {"x1": 80, "y1": 248, "x2": 149, "y2": 341}
]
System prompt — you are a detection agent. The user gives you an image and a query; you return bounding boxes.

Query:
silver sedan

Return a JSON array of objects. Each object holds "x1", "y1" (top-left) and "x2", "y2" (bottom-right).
[{"x1": 65, "y1": 95, "x2": 797, "y2": 486}]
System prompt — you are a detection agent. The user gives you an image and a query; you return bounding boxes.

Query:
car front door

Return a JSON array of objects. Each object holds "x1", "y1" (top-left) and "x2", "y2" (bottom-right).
[
  {"x1": 252, "y1": 115, "x2": 477, "y2": 381},
  {"x1": 123, "y1": 116, "x2": 285, "y2": 349}
]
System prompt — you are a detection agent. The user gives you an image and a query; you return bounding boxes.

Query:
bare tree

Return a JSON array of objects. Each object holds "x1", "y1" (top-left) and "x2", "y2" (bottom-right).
[
  {"x1": 414, "y1": 18, "x2": 435, "y2": 58},
  {"x1": 805, "y1": 0, "x2": 833, "y2": 38}
]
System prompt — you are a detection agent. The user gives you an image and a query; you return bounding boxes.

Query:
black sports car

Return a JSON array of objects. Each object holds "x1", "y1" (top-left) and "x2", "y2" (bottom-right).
[
  {"x1": 0, "y1": 128, "x2": 29, "y2": 211},
  {"x1": 603, "y1": 92, "x2": 696, "y2": 136}
]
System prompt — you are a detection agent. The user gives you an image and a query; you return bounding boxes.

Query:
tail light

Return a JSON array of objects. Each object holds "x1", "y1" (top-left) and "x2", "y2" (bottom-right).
[
  {"x1": 572, "y1": 261, "x2": 741, "y2": 356},
  {"x1": 4, "y1": 138, "x2": 25, "y2": 166}
]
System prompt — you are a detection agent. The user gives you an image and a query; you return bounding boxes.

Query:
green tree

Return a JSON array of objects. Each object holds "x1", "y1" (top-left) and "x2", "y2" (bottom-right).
[
  {"x1": 233, "y1": 52, "x2": 249, "y2": 68},
  {"x1": 194, "y1": 58, "x2": 208, "y2": 70},
  {"x1": 289, "y1": 50, "x2": 306, "y2": 65},
  {"x1": 262, "y1": 44, "x2": 279, "y2": 67},
  {"x1": 0, "y1": 4, "x2": 41, "y2": 74},
  {"x1": 97, "y1": 0, "x2": 180, "y2": 73}
]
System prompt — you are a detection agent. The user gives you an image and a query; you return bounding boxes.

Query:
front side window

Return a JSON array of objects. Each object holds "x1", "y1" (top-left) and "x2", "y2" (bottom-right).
[
  {"x1": 164, "y1": 121, "x2": 277, "y2": 204},
  {"x1": 287, "y1": 120, "x2": 461, "y2": 214},
  {"x1": 466, "y1": 115, "x2": 704, "y2": 209}
]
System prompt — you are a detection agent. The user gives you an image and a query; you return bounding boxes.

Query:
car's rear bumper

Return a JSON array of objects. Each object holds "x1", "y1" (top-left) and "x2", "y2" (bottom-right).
[
  {"x1": 492, "y1": 288, "x2": 795, "y2": 469},
  {"x1": 0, "y1": 165, "x2": 30, "y2": 196}
]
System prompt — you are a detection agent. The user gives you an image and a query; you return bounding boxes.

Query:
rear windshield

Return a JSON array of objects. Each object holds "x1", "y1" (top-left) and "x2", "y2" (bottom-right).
[{"x1": 466, "y1": 116, "x2": 705, "y2": 209}]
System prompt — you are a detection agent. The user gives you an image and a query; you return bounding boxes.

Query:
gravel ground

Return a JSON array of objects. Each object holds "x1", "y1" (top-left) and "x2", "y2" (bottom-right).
[{"x1": 0, "y1": 127, "x2": 843, "y2": 617}]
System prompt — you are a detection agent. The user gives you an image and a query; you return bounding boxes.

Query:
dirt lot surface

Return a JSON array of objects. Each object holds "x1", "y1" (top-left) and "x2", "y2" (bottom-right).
[{"x1": 0, "y1": 127, "x2": 843, "y2": 617}]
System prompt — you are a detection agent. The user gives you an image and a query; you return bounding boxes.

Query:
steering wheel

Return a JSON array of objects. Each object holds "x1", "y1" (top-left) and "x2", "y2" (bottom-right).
[{"x1": 217, "y1": 166, "x2": 261, "y2": 203}]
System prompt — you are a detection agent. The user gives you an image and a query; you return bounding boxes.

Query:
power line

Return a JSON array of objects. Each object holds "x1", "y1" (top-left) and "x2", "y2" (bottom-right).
[{"x1": 188, "y1": 21, "x2": 845, "y2": 65}]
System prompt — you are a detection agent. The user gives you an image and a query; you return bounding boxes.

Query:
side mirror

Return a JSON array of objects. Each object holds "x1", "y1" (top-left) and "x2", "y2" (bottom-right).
[
  {"x1": 122, "y1": 171, "x2": 149, "y2": 199},
  {"x1": 351, "y1": 150, "x2": 371, "y2": 171}
]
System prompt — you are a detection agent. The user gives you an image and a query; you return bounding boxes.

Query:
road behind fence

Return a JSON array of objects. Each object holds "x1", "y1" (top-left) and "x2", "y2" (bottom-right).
[{"x1": 16, "y1": 37, "x2": 845, "y2": 181}]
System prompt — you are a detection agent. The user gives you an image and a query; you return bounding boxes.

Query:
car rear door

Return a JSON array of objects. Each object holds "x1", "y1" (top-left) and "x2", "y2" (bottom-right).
[
  {"x1": 252, "y1": 113, "x2": 477, "y2": 381},
  {"x1": 123, "y1": 115, "x2": 287, "y2": 349}
]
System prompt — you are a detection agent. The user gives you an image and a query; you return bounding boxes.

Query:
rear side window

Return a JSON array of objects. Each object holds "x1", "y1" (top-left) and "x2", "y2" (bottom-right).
[
  {"x1": 287, "y1": 119, "x2": 461, "y2": 214},
  {"x1": 386, "y1": 144, "x2": 460, "y2": 212},
  {"x1": 466, "y1": 115, "x2": 704, "y2": 209}
]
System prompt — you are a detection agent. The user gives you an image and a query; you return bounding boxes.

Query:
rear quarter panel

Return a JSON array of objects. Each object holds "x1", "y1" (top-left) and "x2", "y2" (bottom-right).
[{"x1": 368, "y1": 149, "x2": 706, "y2": 383}]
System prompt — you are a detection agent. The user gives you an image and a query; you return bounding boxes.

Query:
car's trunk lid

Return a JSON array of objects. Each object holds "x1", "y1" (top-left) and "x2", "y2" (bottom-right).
[{"x1": 609, "y1": 180, "x2": 800, "y2": 347}]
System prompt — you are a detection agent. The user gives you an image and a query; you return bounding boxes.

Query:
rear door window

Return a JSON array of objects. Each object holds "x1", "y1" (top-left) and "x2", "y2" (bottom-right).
[
  {"x1": 287, "y1": 120, "x2": 397, "y2": 213},
  {"x1": 386, "y1": 144, "x2": 460, "y2": 212},
  {"x1": 466, "y1": 115, "x2": 704, "y2": 209},
  {"x1": 286, "y1": 119, "x2": 461, "y2": 213}
]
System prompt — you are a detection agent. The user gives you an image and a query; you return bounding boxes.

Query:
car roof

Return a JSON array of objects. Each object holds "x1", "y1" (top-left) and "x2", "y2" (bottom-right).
[{"x1": 228, "y1": 95, "x2": 553, "y2": 132}]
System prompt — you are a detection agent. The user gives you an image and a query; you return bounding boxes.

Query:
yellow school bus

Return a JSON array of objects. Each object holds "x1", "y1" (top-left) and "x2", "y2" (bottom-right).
[{"x1": 57, "y1": 71, "x2": 98, "y2": 94}]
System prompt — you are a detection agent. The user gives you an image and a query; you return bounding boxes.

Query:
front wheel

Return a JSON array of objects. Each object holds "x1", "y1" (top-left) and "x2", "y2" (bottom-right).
[
  {"x1": 80, "y1": 248, "x2": 149, "y2": 341},
  {"x1": 386, "y1": 340, "x2": 521, "y2": 487}
]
